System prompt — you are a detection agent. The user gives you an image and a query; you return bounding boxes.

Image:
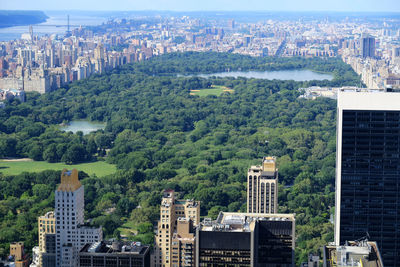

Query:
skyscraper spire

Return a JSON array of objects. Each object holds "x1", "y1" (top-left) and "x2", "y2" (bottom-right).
[
  {"x1": 67, "y1": 15, "x2": 70, "y2": 34},
  {"x1": 29, "y1": 25, "x2": 33, "y2": 43}
]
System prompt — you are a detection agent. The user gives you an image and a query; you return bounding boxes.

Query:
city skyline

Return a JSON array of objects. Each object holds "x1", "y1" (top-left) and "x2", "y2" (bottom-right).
[{"x1": 2, "y1": 0, "x2": 400, "y2": 12}]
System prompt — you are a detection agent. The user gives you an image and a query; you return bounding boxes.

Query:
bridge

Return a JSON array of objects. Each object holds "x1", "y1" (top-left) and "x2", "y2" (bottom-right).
[{"x1": 32, "y1": 24, "x2": 87, "y2": 27}]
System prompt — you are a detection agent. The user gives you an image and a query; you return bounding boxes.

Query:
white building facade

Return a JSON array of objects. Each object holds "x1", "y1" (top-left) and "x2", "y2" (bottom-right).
[{"x1": 55, "y1": 169, "x2": 102, "y2": 267}]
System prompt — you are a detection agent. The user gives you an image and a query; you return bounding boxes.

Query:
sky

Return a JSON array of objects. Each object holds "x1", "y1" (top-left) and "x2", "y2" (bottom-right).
[{"x1": 1, "y1": 0, "x2": 400, "y2": 12}]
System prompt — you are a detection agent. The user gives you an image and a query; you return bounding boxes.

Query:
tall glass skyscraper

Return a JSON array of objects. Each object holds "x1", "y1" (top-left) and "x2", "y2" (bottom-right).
[
  {"x1": 335, "y1": 89, "x2": 400, "y2": 267},
  {"x1": 361, "y1": 35, "x2": 375, "y2": 58}
]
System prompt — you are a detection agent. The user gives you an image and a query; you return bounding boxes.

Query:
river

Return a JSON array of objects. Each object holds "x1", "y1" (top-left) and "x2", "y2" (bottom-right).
[{"x1": 0, "y1": 11, "x2": 107, "y2": 41}]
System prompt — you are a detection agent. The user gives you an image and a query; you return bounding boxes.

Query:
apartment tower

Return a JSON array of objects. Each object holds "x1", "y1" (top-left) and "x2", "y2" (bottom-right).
[
  {"x1": 55, "y1": 169, "x2": 102, "y2": 267},
  {"x1": 154, "y1": 190, "x2": 200, "y2": 267},
  {"x1": 247, "y1": 156, "x2": 278, "y2": 214},
  {"x1": 335, "y1": 89, "x2": 400, "y2": 267},
  {"x1": 38, "y1": 211, "x2": 56, "y2": 267}
]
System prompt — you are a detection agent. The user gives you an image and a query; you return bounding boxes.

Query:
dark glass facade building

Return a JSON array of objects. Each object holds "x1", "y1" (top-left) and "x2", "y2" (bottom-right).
[
  {"x1": 196, "y1": 212, "x2": 295, "y2": 267},
  {"x1": 336, "y1": 90, "x2": 400, "y2": 267},
  {"x1": 361, "y1": 36, "x2": 375, "y2": 58}
]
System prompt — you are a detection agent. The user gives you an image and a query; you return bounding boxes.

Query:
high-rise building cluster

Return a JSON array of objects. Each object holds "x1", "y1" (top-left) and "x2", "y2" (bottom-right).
[
  {"x1": 22, "y1": 159, "x2": 294, "y2": 267},
  {"x1": 27, "y1": 169, "x2": 150, "y2": 267},
  {"x1": 1, "y1": 13, "x2": 400, "y2": 99},
  {"x1": 153, "y1": 156, "x2": 296, "y2": 267},
  {"x1": 0, "y1": 28, "x2": 157, "y2": 95}
]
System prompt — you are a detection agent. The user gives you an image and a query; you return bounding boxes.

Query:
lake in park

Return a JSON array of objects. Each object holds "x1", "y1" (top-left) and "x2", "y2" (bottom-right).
[
  {"x1": 190, "y1": 69, "x2": 333, "y2": 81},
  {"x1": 60, "y1": 121, "x2": 105, "y2": 135}
]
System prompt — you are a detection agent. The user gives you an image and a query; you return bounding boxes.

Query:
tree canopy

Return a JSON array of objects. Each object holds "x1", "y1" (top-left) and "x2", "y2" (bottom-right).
[{"x1": 0, "y1": 52, "x2": 360, "y2": 264}]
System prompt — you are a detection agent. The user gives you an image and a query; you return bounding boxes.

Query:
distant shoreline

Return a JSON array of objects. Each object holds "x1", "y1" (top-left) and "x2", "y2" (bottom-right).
[{"x1": 0, "y1": 10, "x2": 48, "y2": 29}]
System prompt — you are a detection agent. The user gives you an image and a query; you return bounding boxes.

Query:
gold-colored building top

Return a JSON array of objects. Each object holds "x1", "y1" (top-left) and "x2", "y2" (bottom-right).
[
  {"x1": 262, "y1": 156, "x2": 276, "y2": 172},
  {"x1": 57, "y1": 169, "x2": 81, "y2": 192}
]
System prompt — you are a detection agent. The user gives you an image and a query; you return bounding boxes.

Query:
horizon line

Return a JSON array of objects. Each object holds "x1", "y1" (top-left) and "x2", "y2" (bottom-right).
[{"x1": 2, "y1": 9, "x2": 400, "y2": 14}]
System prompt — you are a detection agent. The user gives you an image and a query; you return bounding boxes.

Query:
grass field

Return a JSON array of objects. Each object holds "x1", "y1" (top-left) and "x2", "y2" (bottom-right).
[
  {"x1": 0, "y1": 160, "x2": 117, "y2": 176},
  {"x1": 190, "y1": 85, "x2": 234, "y2": 96},
  {"x1": 118, "y1": 221, "x2": 138, "y2": 237}
]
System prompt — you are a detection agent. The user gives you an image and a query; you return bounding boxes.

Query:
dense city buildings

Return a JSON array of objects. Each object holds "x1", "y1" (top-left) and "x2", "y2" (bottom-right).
[
  {"x1": 323, "y1": 240, "x2": 383, "y2": 267},
  {"x1": 78, "y1": 241, "x2": 150, "y2": 267},
  {"x1": 335, "y1": 89, "x2": 400, "y2": 267},
  {"x1": 154, "y1": 190, "x2": 200, "y2": 267},
  {"x1": 1, "y1": 12, "x2": 399, "y2": 96},
  {"x1": 247, "y1": 156, "x2": 278, "y2": 214},
  {"x1": 55, "y1": 169, "x2": 103, "y2": 267},
  {"x1": 196, "y1": 212, "x2": 295, "y2": 267}
]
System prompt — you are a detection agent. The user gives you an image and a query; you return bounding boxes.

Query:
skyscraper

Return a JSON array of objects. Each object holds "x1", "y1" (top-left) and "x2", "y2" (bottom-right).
[
  {"x1": 171, "y1": 218, "x2": 196, "y2": 267},
  {"x1": 247, "y1": 157, "x2": 278, "y2": 214},
  {"x1": 335, "y1": 89, "x2": 400, "y2": 267},
  {"x1": 94, "y1": 43, "x2": 105, "y2": 74},
  {"x1": 38, "y1": 211, "x2": 56, "y2": 267},
  {"x1": 154, "y1": 190, "x2": 200, "y2": 267},
  {"x1": 55, "y1": 169, "x2": 102, "y2": 267},
  {"x1": 361, "y1": 35, "x2": 375, "y2": 58}
]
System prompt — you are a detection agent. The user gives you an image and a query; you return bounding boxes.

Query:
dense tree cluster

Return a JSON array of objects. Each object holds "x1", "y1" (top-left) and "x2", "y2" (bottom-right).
[{"x1": 0, "y1": 52, "x2": 360, "y2": 264}]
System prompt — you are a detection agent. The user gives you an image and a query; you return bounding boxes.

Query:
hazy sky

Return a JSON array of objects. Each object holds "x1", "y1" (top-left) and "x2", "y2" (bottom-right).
[{"x1": 1, "y1": 0, "x2": 400, "y2": 12}]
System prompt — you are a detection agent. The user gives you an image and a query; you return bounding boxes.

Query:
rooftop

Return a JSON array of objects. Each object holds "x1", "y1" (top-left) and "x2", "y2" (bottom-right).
[
  {"x1": 248, "y1": 156, "x2": 277, "y2": 176},
  {"x1": 80, "y1": 241, "x2": 149, "y2": 256},
  {"x1": 57, "y1": 169, "x2": 82, "y2": 192},
  {"x1": 39, "y1": 211, "x2": 55, "y2": 219},
  {"x1": 200, "y1": 212, "x2": 294, "y2": 232},
  {"x1": 338, "y1": 88, "x2": 400, "y2": 111},
  {"x1": 324, "y1": 240, "x2": 383, "y2": 267}
]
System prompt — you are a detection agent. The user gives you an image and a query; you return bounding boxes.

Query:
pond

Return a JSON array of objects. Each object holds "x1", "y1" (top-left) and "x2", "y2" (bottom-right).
[
  {"x1": 189, "y1": 69, "x2": 333, "y2": 81},
  {"x1": 59, "y1": 121, "x2": 105, "y2": 135}
]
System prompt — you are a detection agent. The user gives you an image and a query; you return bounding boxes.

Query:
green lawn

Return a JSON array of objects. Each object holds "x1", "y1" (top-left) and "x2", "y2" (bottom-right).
[
  {"x1": 118, "y1": 221, "x2": 138, "y2": 237},
  {"x1": 190, "y1": 85, "x2": 234, "y2": 96},
  {"x1": 0, "y1": 160, "x2": 116, "y2": 176}
]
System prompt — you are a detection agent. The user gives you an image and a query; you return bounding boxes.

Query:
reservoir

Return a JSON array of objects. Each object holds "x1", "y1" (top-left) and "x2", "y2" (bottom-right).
[
  {"x1": 60, "y1": 121, "x2": 105, "y2": 135},
  {"x1": 190, "y1": 69, "x2": 333, "y2": 81}
]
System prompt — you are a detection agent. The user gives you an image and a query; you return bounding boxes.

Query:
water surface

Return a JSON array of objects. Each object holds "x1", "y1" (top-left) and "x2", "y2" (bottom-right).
[
  {"x1": 0, "y1": 11, "x2": 107, "y2": 41},
  {"x1": 60, "y1": 121, "x2": 105, "y2": 135},
  {"x1": 190, "y1": 69, "x2": 333, "y2": 81}
]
